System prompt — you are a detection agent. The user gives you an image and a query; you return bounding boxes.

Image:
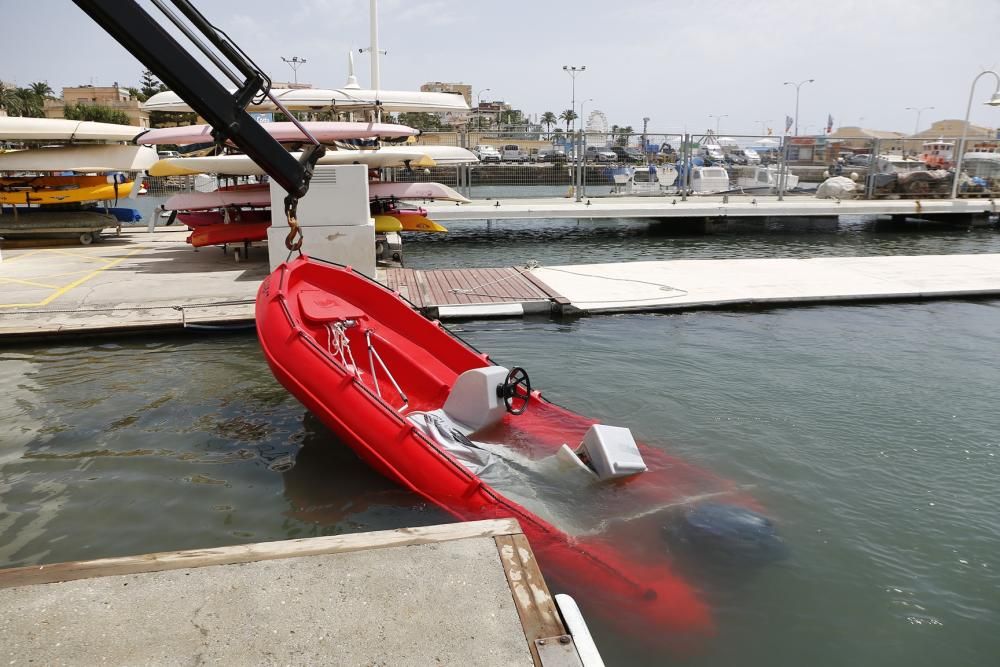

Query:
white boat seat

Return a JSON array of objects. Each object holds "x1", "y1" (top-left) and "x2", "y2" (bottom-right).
[
  {"x1": 441, "y1": 366, "x2": 510, "y2": 433},
  {"x1": 558, "y1": 424, "x2": 647, "y2": 481}
]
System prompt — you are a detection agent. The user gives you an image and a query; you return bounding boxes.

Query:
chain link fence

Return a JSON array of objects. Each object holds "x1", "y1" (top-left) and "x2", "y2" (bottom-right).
[{"x1": 397, "y1": 131, "x2": 1000, "y2": 201}]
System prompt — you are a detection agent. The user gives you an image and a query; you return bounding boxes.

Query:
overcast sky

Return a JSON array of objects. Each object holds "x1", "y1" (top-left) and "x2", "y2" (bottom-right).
[{"x1": 5, "y1": 0, "x2": 1000, "y2": 136}]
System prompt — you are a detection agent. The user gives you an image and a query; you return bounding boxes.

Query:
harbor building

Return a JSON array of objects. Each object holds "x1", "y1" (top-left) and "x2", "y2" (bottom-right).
[{"x1": 43, "y1": 84, "x2": 149, "y2": 128}]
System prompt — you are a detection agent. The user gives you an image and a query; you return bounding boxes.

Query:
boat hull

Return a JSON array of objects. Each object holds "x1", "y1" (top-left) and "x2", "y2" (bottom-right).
[{"x1": 255, "y1": 256, "x2": 775, "y2": 644}]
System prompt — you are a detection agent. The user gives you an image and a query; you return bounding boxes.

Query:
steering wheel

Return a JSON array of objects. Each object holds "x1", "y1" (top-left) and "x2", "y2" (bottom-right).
[{"x1": 497, "y1": 367, "x2": 531, "y2": 415}]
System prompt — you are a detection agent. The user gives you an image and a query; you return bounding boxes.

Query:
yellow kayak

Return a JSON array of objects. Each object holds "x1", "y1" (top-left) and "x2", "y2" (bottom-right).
[
  {"x1": 397, "y1": 214, "x2": 447, "y2": 233},
  {"x1": 374, "y1": 215, "x2": 404, "y2": 233},
  {"x1": 0, "y1": 180, "x2": 135, "y2": 205}
]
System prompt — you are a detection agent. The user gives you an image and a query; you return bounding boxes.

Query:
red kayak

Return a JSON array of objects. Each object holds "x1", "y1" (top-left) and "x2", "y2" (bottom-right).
[
  {"x1": 187, "y1": 220, "x2": 270, "y2": 247},
  {"x1": 178, "y1": 209, "x2": 271, "y2": 228},
  {"x1": 256, "y1": 255, "x2": 782, "y2": 645}
]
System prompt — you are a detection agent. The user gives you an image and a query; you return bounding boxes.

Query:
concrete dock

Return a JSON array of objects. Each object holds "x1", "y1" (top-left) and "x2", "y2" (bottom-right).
[
  {"x1": 424, "y1": 194, "x2": 998, "y2": 223},
  {"x1": 2, "y1": 227, "x2": 1000, "y2": 338},
  {"x1": 0, "y1": 519, "x2": 577, "y2": 666}
]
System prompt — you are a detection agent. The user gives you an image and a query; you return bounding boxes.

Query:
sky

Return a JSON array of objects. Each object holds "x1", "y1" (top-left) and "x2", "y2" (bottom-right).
[{"x1": 4, "y1": 0, "x2": 1000, "y2": 137}]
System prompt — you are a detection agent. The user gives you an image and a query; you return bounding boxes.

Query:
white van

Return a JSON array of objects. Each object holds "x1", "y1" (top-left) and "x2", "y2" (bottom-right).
[{"x1": 501, "y1": 144, "x2": 527, "y2": 163}]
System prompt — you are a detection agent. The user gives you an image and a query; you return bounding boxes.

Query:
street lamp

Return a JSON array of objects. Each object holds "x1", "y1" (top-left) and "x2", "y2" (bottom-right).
[
  {"x1": 905, "y1": 105, "x2": 934, "y2": 136},
  {"x1": 475, "y1": 88, "x2": 491, "y2": 131},
  {"x1": 708, "y1": 114, "x2": 728, "y2": 135},
  {"x1": 281, "y1": 56, "x2": 307, "y2": 84},
  {"x1": 754, "y1": 119, "x2": 773, "y2": 135},
  {"x1": 951, "y1": 70, "x2": 1000, "y2": 198},
  {"x1": 562, "y1": 65, "x2": 586, "y2": 133},
  {"x1": 783, "y1": 78, "x2": 815, "y2": 136}
]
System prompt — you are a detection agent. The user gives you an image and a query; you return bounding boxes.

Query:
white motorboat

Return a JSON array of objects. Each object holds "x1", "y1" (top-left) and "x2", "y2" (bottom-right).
[
  {"x1": 610, "y1": 165, "x2": 679, "y2": 196},
  {"x1": 960, "y1": 141, "x2": 1000, "y2": 179},
  {"x1": 920, "y1": 138, "x2": 954, "y2": 170},
  {"x1": 688, "y1": 165, "x2": 731, "y2": 194},
  {"x1": 736, "y1": 165, "x2": 799, "y2": 192}
]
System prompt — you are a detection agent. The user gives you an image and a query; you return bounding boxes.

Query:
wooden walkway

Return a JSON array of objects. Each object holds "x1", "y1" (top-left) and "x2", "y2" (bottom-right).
[{"x1": 381, "y1": 266, "x2": 560, "y2": 317}]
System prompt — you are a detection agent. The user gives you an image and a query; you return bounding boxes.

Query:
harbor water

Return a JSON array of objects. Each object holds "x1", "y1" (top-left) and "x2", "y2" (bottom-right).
[{"x1": 2, "y1": 216, "x2": 1000, "y2": 665}]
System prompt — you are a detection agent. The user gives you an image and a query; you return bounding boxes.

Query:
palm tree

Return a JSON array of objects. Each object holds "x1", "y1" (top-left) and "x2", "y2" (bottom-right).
[
  {"x1": 615, "y1": 125, "x2": 634, "y2": 146},
  {"x1": 30, "y1": 81, "x2": 53, "y2": 99},
  {"x1": 559, "y1": 109, "x2": 578, "y2": 133},
  {"x1": 15, "y1": 87, "x2": 44, "y2": 117},
  {"x1": 0, "y1": 82, "x2": 22, "y2": 115},
  {"x1": 540, "y1": 111, "x2": 557, "y2": 138}
]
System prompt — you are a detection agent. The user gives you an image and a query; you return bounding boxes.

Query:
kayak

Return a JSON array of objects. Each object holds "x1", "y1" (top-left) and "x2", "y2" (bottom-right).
[
  {"x1": 178, "y1": 209, "x2": 270, "y2": 228},
  {"x1": 0, "y1": 180, "x2": 134, "y2": 205},
  {"x1": 255, "y1": 255, "x2": 784, "y2": 644},
  {"x1": 187, "y1": 221, "x2": 270, "y2": 247},
  {"x1": 137, "y1": 121, "x2": 420, "y2": 146},
  {"x1": 165, "y1": 181, "x2": 468, "y2": 211}
]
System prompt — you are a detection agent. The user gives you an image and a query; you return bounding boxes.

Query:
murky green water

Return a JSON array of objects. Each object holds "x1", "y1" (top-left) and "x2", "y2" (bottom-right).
[
  {"x1": 2, "y1": 300, "x2": 999, "y2": 666},
  {"x1": 3, "y1": 206, "x2": 1000, "y2": 665}
]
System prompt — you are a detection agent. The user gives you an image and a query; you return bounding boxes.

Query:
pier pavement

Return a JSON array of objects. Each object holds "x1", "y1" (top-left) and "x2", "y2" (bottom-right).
[
  {"x1": 0, "y1": 519, "x2": 573, "y2": 666},
  {"x1": 2, "y1": 226, "x2": 1000, "y2": 339}
]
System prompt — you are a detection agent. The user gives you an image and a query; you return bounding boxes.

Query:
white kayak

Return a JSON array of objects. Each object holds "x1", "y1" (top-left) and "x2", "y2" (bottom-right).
[
  {"x1": 136, "y1": 121, "x2": 420, "y2": 146},
  {"x1": 370, "y1": 181, "x2": 470, "y2": 203},
  {"x1": 0, "y1": 144, "x2": 158, "y2": 172},
  {"x1": 144, "y1": 88, "x2": 471, "y2": 114},
  {"x1": 164, "y1": 180, "x2": 470, "y2": 210},
  {"x1": 149, "y1": 145, "x2": 478, "y2": 177},
  {"x1": 0, "y1": 117, "x2": 143, "y2": 142}
]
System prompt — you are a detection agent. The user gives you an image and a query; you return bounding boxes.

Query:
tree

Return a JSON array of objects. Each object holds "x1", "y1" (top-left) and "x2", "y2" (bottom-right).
[
  {"x1": 140, "y1": 69, "x2": 165, "y2": 100},
  {"x1": 30, "y1": 81, "x2": 54, "y2": 99},
  {"x1": 397, "y1": 112, "x2": 443, "y2": 132},
  {"x1": 14, "y1": 87, "x2": 44, "y2": 117},
  {"x1": 125, "y1": 86, "x2": 146, "y2": 102},
  {"x1": 559, "y1": 109, "x2": 578, "y2": 133},
  {"x1": 540, "y1": 111, "x2": 557, "y2": 138},
  {"x1": 614, "y1": 125, "x2": 634, "y2": 146},
  {"x1": 64, "y1": 102, "x2": 130, "y2": 125},
  {"x1": 0, "y1": 82, "x2": 23, "y2": 115}
]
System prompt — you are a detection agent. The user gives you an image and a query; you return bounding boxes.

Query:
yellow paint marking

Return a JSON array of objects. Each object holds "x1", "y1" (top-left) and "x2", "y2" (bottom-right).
[
  {"x1": 0, "y1": 246, "x2": 147, "y2": 309},
  {"x1": 0, "y1": 277, "x2": 60, "y2": 289},
  {"x1": 0, "y1": 248, "x2": 50, "y2": 262},
  {"x1": 41, "y1": 248, "x2": 117, "y2": 264}
]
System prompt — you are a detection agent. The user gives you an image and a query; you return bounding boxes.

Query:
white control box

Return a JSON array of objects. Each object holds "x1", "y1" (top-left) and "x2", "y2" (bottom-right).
[
  {"x1": 267, "y1": 164, "x2": 375, "y2": 276},
  {"x1": 578, "y1": 424, "x2": 647, "y2": 480}
]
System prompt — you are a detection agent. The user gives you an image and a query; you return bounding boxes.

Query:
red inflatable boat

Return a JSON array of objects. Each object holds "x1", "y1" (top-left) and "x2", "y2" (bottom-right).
[{"x1": 256, "y1": 255, "x2": 781, "y2": 643}]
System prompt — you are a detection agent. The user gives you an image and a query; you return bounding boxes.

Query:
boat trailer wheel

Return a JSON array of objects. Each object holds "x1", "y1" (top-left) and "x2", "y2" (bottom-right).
[{"x1": 497, "y1": 367, "x2": 531, "y2": 415}]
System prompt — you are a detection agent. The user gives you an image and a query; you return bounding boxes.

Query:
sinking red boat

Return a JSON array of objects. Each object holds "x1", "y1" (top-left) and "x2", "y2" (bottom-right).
[{"x1": 256, "y1": 255, "x2": 783, "y2": 644}]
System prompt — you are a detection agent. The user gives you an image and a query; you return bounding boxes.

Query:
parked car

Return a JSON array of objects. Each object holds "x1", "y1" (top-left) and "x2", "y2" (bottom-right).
[
  {"x1": 536, "y1": 149, "x2": 567, "y2": 163},
  {"x1": 157, "y1": 150, "x2": 180, "y2": 159},
  {"x1": 473, "y1": 144, "x2": 501, "y2": 162},
  {"x1": 849, "y1": 154, "x2": 871, "y2": 166},
  {"x1": 501, "y1": 144, "x2": 528, "y2": 163},
  {"x1": 609, "y1": 146, "x2": 642, "y2": 163},
  {"x1": 585, "y1": 146, "x2": 617, "y2": 162}
]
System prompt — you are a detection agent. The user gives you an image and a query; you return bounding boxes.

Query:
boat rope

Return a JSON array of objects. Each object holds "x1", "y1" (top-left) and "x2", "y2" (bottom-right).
[
  {"x1": 539, "y1": 266, "x2": 690, "y2": 302},
  {"x1": 447, "y1": 260, "x2": 690, "y2": 303},
  {"x1": 325, "y1": 321, "x2": 361, "y2": 379},
  {"x1": 0, "y1": 299, "x2": 255, "y2": 315},
  {"x1": 447, "y1": 260, "x2": 541, "y2": 297}
]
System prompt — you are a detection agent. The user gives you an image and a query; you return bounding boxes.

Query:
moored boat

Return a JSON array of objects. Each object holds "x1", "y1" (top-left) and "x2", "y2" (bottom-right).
[
  {"x1": 255, "y1": 255, "x2": 785, "y2": 644},
  {"x1": 736, "y1": 165, "x2": 799, "y2": 192}
]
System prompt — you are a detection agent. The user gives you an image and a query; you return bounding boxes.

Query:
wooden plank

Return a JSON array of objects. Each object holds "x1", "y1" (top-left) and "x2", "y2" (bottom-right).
[
  {"x1": 413, "y1": 269, "x2": 432, "y2": 309},
  {"x1": 495, "y1": 533, "x2": 567, "y2": 667},
  {"x1": 0, "y1": 519, "x2": 522, "y2": 589},
  {"x1": 452, "y1": 269, "x2": 489, "y2": 303}
]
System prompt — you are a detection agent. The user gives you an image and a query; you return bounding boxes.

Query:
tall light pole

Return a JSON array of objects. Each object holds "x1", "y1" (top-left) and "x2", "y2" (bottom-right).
[
  {"x1": 783, "y1": 78, "x2": 815, "y2": 136},
  {"x1": 562, "y1": 65, "x2": 586, "y2": 132},
  {"x1": 281, "y1": 56, "x2": 307, "y2": 85},
  {"x1": 642, "y1": 116, "x2": 650, "y2": 154},
  {"x1": 904, "y1": 105, "x2": 934, "y2": 136},
  {"x1": 708, "y1": 114, "x2": 728, "y2": 135},
  {"x1": 754, "y1": 119, "x2": 773, "y2": 135},
  {"x1": 950, "y1": 70, "x2": 1000, "y2": 199},
  {"x1": 475, "y1": 88, "x2": 491, "y2": 131}
]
